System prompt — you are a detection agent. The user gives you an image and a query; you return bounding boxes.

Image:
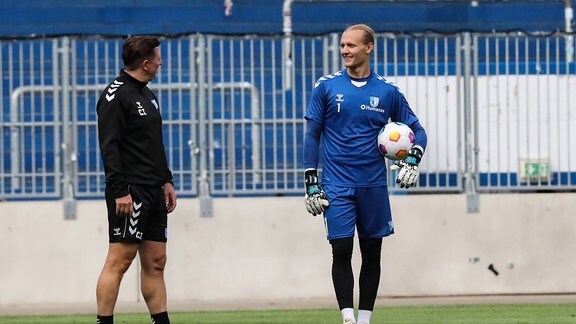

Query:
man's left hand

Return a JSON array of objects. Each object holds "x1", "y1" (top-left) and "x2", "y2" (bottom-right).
[
  {"x1": 391, "y1": 147, "x2": 423, "y2": 188},
  {"x1": 164, "y1": 182, "x2": 177, "y2": 213}
]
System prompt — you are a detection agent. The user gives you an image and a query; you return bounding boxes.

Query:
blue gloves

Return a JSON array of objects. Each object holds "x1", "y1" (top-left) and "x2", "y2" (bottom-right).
[
  {"x1": 304, "y1": 169, "x2": 329, "y2": 216},
  {"x1": 391, "y1": 147, "x2": 423, "y2": 188}
]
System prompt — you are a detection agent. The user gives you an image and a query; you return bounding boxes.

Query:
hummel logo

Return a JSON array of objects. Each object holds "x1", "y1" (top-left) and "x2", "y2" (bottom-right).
[
  {"x1": 129, "y1": 201, "x2": 143, "y2": 237},
  {"x1": 105, "y1": 80, "x2": 124, "y2": 102},
  {"x1": 113, "y1": 228, "x2": 121, "y2": 236},
  {"x1": 336, "y1": 94, "x2": 344, "y2": 102},
  {"x1": 132, "y1": 201, "x2": 142, "y2": 218}
]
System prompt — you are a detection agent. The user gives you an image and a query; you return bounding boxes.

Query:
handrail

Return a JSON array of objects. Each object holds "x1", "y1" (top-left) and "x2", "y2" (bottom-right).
[{"x1": 8, "y1": 81, "x2": 261, "y2": 194}]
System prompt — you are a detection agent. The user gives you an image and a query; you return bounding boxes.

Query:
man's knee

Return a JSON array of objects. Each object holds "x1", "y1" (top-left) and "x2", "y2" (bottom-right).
[
  {"x1": 330, "y1": 237, "x2": 354, "y2": 263},
  {"x1": 106, "y1": 255, "x2": 135, "y2": 275},
  {"x1": 151, "y1": 253, "x2": 167, "y2": 272},
  {"x1": 143, "y1": 253, "x2": 167, "y2": 273},
  {"x1": 359, "y1": 238, "x2": 382, "y2": 262},
  {"x1": 106, "y1": 243, "x2": 138, "y2": 274}
]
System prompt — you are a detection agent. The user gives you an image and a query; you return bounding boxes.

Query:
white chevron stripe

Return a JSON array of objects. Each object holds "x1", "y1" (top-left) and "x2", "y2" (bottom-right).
[
  {"x1": 132, "y1": 210, "x2": 140, "y2": 218},
  {"x1": 133, "y1": 201, "x2": 142, "y2": 210},
  {"x1": 105, "y1": 94, "x2": 115, "y2": 101}
]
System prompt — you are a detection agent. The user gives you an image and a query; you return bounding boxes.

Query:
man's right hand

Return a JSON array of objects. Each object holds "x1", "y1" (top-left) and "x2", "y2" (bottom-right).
[
  {"x1": 304, "y1": 169, "x2": 329, "y2": 216},
  {"x1": 115, "y1": 194, "x2": 133, "y2": 217}
]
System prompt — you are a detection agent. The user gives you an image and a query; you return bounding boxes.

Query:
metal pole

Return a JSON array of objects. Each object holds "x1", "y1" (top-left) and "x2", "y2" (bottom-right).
[
  {"x1": 197, "y1": 36, "x2": 213, "y2": 217},
  {"x1": 565, "y1": 0, "x2": 574, "y2": 63},
  {"x1": 463, "y1": 32, "x2": 479, "y2": 213},
  {"x1": 61, "y1": 37, "x2": 77, "y2": 220},
  {"x1": 283, "y1": 0, "x2": 294, "y2": 90}
]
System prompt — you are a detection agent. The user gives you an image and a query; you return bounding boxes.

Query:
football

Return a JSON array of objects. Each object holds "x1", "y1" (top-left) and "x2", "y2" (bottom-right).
[{"x1": 377, "y1": 122, "x2": 415, "y2": 160}]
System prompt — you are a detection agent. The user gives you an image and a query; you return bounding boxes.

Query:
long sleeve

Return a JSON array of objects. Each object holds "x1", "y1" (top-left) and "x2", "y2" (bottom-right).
[
  {"x1": 303, "y1": 118, "x2": 322, "y2": 170},
  {"x1": 97, "y1": 90, "x2": 129, "y2": 198}
]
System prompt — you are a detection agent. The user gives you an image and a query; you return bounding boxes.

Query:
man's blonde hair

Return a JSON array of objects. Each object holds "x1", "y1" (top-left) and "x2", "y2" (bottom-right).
[{"x1": 344, "y1": 24, "x2": 375, "y2": 46}]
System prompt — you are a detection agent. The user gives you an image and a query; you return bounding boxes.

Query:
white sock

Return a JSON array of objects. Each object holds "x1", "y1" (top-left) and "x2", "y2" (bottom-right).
[
  {"x1": 357, "y1": 309, "x2": 372, "y2": 323},
  {"x1": 341, "y1": 308, "x2": 355, "y2": 321}
]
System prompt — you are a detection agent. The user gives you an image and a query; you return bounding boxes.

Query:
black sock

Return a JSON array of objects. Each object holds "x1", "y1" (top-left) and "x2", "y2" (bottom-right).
[
  {"x1": 358, "y1": 237, "x2": 382, "y2": 311},
  {"x1": 330, "y1": 237, "x2": 354, "y2": 310},
  {"x1": 151, "y1": 311, "x2": 170, "y2": 324},
  {"x1": 96, "y1": 314, "x2": 113, "y2": 324}
]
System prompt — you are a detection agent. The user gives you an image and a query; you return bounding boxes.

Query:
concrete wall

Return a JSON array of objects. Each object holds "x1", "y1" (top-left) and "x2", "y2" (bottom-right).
[{"x1": 1, "y1": 193, "x2": 575, "y2": 312}]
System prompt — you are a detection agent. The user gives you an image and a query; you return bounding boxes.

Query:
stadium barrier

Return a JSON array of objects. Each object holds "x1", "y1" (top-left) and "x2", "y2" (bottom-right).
[{"x1": 0, "y1": 33, "x2": 574, "y2": 212}]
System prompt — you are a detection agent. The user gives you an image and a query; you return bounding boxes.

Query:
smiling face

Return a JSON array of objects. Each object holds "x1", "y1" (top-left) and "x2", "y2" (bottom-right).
[{"x1": 340, "y1": 28, "x2": 373, "y2": 76}]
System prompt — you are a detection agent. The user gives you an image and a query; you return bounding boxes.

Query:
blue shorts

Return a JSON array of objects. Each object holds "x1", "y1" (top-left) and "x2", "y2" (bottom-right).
[{"x1": 322, "y1": 184, "x2": 394, "y2": 240}]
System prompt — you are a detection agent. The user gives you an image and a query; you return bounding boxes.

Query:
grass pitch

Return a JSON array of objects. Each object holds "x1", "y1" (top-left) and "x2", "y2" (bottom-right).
[{"x1": 1, "y1": 304, "x2": 576, "y2": 323}]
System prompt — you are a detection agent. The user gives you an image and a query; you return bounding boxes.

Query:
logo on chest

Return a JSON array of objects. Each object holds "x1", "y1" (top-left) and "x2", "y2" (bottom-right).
[
  {"x1": 360, "y1": 96, "x2": 385, "y2": 114},
  {"x1": 136, "y1": 101, "x2": 147, "y2": 116}
]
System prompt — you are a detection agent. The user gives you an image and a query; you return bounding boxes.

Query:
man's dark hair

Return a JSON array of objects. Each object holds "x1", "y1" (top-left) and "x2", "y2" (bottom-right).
[{"x1": 122, "y1": 36, "x2": 161, "y2": 71}]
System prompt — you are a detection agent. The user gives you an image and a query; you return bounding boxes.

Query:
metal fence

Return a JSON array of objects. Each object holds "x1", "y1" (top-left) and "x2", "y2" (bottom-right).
[{"x1": 1, "y1": 32, "x2": 575, "y2": 206}]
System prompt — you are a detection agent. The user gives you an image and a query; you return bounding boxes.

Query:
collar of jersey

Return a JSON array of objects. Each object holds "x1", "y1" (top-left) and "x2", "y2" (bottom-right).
[
  {"x1": 120, "y1": 69, "x2": 149, "y2": 89},
  {"x1": 346, "y1": 70, "x2": 373, "y2": 83}
]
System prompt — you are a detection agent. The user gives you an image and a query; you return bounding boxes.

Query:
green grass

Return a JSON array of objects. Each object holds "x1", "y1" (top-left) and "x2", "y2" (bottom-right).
[{"x1": 1, "y1": 304, "x2": 576, "y2": 323}]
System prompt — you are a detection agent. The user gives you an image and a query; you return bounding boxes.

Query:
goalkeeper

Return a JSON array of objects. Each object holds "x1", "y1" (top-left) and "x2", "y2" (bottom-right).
[{"x1": 303, "y1": 24, "x2": 427, "y2": 324}]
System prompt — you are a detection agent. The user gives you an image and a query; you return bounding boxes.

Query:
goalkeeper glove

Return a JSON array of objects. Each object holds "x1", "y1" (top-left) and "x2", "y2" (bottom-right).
[
  {"x1": 390, "y1": 147, "x2": 423, "y2": 188},
  {"x1": 304, "y1": 169, "x2": 329, "y2": 216}
]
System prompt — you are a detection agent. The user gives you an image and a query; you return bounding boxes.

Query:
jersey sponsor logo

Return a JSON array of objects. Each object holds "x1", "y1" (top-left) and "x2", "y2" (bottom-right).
[
  {"x1": 105, "y1": 80, "x2": 124, "y2": 102},
  {"x1": 136, "y1": 101, "x2": 147, "y2": 116},
  {"x1": 361, "y1": 103, "x2": 386, "y2": 113}
]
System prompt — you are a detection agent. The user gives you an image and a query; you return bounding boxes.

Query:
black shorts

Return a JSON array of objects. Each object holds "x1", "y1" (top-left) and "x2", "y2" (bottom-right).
[{"x1": 106, "y1": 184, "x2": 168, "y2": 243}]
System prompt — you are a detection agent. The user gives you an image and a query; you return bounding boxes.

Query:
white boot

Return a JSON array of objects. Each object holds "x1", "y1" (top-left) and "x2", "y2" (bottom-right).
[
  {"x1": 357, "y1": 309, "x2": 372, "y2": 324},
  {"x1": 341, "y1": 308, "x2": 356, "y2": 324}
]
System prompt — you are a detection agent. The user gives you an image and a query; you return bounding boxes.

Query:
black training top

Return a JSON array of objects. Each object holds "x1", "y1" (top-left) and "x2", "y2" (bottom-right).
[{"x1": 97, "y1": 70, "x2": 173, "y2": 198}]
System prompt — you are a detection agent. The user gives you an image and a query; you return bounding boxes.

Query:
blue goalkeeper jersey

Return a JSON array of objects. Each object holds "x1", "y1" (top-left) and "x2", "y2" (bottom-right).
[{"x1": 304, "y1": 69, "x2": 426, "y2": 186}]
